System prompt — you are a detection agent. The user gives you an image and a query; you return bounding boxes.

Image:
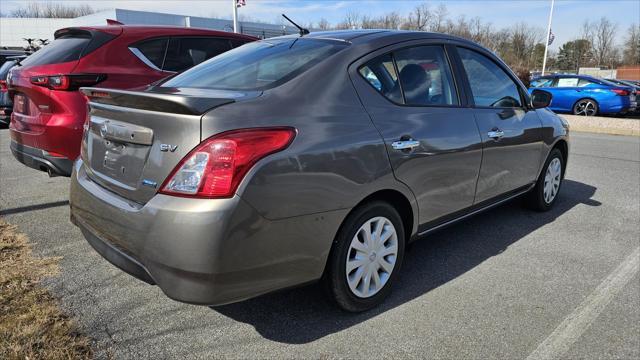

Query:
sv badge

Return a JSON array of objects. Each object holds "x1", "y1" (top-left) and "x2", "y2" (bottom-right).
[{"x1": 160, "y1": 144, "x2": 178, "y2": 152}]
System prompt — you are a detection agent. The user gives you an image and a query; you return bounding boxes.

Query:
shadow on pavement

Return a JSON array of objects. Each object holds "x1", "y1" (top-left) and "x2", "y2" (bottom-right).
[
  {"x1": 0, "y1": 200, "x2": 70, "y2": 216},
  {"x1": 213, "y1": 179, "x2": 600, "y2": 344}
]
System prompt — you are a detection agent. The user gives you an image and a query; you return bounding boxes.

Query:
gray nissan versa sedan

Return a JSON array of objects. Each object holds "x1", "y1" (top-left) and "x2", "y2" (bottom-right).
[{"x1": 70, "y1": 30, "x2": 568, "y2": 312}]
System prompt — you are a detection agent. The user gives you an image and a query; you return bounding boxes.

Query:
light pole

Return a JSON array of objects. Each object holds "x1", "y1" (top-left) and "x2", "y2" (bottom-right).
[
  {"x1": 232, "y1": 0, "x2": 238, "y2": 33},
  {"x1": 541, "y1": 0, "x2": 555, "y2": 76}
]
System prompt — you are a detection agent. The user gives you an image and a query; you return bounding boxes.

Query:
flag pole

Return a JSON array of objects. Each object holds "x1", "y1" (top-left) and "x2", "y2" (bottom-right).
[
  {"x1": 541, "y1": 0, "x2": 555, "y2": 76},
  {"x1": 232, "y1": 0, "x2": 238, "y2": 33}
]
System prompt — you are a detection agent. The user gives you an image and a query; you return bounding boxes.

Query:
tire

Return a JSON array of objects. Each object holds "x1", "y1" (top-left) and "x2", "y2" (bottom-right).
[
  {"x1": 526, "y1": 148, "x2": 564, "y2": 211},
  {"x1": 572, "y1": 98, "x2": 599, "y2": 116},
  {"x1": 324, "y1": 201, "x2": 405, "y2": 312}
]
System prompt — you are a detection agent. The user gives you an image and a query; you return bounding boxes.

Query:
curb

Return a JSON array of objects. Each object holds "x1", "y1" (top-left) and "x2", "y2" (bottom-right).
[{"x1": 561, "y1": 115, "x2": 640, "y2": 137}]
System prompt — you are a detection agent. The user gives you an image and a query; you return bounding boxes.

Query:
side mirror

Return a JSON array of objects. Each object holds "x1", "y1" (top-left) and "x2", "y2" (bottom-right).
[{"x1": 531, "y1": 89, "x2": 552, "y2": 109}]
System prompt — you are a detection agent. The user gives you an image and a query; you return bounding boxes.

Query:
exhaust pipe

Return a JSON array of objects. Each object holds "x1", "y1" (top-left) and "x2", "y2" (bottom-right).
[{"x1": 40, "y1": 165, "x2": 59, "y2": 177}]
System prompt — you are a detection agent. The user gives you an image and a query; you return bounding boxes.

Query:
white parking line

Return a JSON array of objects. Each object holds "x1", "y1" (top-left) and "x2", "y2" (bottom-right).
[{"x1": 526, "y1": 246, "x2": 640, "y2": 360}]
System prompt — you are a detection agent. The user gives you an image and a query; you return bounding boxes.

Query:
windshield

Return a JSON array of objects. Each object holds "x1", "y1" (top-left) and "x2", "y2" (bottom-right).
[{"x1": 161, "y1": 38, "x2": 348, "y2": 91}]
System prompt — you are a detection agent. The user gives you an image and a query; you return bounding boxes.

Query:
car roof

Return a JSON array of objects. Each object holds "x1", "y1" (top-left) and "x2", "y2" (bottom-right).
[
  {"x1": 58, "y1": 25, "x2": 257, "y2": 41},
  {"x1": 282, "y1": 29, "x2": 480, "y2": 45}
]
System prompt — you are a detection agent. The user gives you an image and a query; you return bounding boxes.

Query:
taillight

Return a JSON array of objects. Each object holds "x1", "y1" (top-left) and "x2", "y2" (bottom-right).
[
  {"x1": 0, "y1": 80, "x2": 7, "y2": 92},
  {"x1": 160, "y1": 128, "x2": 296, "y2": 198},
  {"x1": 30, "y1": 74, "x2": 106, "y2": 91},
  {"x1": 611, "y1": 89, "x2": 630, "y2": 96}
]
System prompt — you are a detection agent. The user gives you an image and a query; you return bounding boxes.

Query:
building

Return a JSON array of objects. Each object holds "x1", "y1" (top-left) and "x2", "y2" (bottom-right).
[{"x1": 1, "y1": 8, "x2": 300, "y2": 49}]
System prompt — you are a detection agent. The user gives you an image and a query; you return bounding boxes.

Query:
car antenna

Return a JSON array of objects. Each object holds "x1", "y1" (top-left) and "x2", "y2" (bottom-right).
[{"x1": 282, "y1": 14, "x2": 309, "y2": 36}]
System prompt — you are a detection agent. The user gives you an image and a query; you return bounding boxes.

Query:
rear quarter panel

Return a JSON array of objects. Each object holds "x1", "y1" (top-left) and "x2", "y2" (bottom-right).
[{"x1": 200, "y1": 47, "x2": 418, "y2": 227}]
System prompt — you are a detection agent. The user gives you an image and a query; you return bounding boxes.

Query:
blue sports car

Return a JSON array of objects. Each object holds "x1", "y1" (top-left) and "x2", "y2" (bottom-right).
[{"x1": 529, "y1": 74, "x2": 636, "y2": 116}]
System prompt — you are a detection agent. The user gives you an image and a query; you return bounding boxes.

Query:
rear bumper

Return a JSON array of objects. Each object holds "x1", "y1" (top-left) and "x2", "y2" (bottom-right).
[
  {"x1": 10, "y1": 140, "x2": 73, "y2": 176},
  {"x1": 70, "y1": 160, "x2": 346, "y2": 305},
  {"x1": 9, "y1": 111, "x2": 84, "y2": 162}
]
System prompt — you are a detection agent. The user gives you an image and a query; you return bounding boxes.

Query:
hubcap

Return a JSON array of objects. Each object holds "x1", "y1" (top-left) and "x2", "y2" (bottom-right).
[
  {"x1": 346, "y1": 216, "x2": 398, "y2": 298},
  {"x1": 575, "y1": 100, "x2": 596, "y2": 116},
  {"x1": 543, "y1": 157, "x2": 562, "y2": 204}
]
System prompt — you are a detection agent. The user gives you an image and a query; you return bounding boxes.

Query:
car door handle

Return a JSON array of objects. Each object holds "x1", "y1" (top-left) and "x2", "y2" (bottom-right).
[
  {"x1": 487, "y1": 129, "x2": 504, "y2": 139},
  {"x1": 391, "y1": 140, "x2": 420, "y2": 150}
]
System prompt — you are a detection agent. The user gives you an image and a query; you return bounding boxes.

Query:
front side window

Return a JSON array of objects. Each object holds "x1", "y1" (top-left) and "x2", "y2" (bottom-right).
[
  {"x1": 394, "y1": 46, "x2": 458, "y2": 106},
  {"x1": 161, "y1": 38, "x2": 347, "y2": 91},
  {"x1": 531, "y1": 78, "x2": 553, "y2": 88},
  {"x1": 458, "y1": 47, "x2": 522, "y2": 108},
  {"x1": 163, "y1": 37, "x2": 232, "y2": 72}
]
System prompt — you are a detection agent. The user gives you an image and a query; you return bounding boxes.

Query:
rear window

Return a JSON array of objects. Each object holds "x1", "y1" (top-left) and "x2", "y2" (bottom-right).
[
  {"x1": 20, "y1": 30, "x2": 115, "y2": 67},
  {"x1": 161, "y1": 38, "x2": 348, "y2": 91}
]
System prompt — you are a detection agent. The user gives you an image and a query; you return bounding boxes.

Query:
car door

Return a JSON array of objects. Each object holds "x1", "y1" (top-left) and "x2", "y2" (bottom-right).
[
  {"x1": 455, "y1": 46, "x2": 543, "y2": 203},
  {"x1": 529, "y1": 77, "x2": 560, "y2": 111},
  {"x1": 351, "y1": 42, "x2": 483, "y2": 227}
]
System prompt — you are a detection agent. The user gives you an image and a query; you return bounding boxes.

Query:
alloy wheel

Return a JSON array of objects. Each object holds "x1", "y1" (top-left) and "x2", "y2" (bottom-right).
[
  {"x1": 543, "y1": 157, "x2": 562, "y2": 204},
  {"x1": 574, "y1": 100, "x2": 597, "y2": 116},
  {"x1": 345, "y1": 216, "x2": 398, "y2": 298}
]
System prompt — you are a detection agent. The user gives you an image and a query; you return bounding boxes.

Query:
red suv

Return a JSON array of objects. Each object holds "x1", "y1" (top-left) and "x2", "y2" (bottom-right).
[{"x1": 8, "y1": 25, "x2": 256, "y2": 176}]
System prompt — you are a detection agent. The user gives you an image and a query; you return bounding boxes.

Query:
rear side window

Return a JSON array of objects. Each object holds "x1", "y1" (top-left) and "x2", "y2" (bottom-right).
[
  {"x1": 458, "y1": 47, "x2": 522, "y2": 108},
  {"x1": 578, "y1": 78, "x2": 598, "y2": 87},
  {"x1": 161, "y1": 38, "x2": 348, "y2": 91},
  {"x1": 130, "y1": 38, "x2": 168, "y2": 70},
  {"x1": 163, "y1": 37, "x2": 232, "y2": 72},
  {"x1": 230, "y1": 39, "x2": 250, "y2": 48},
  {"x1": 359, "y1": 53, "x2": 400, "y2": 102}
]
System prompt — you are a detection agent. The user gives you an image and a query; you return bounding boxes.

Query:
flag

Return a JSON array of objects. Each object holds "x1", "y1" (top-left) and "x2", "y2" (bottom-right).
[
  {"x1": 548, "y1": 29, "x2": 555, "y2": 46},
  {"x1": 236, "y1": 0, "x2": 246, "y2": 7}
]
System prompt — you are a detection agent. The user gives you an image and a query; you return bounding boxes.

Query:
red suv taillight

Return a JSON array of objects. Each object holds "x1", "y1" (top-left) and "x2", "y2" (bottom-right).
[
  {"x1": 30, "y1": 74, "x2": 107, "y2": 91},
  {"x1": 611, "y1": 89, "x2": 630, "y2": 96},
  {"x1": 160, "y1": 128, "x2": 296, "y2": 198}
]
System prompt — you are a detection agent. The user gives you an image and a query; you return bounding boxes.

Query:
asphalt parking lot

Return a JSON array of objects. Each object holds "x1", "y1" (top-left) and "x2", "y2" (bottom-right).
[{"x1": 0, "y1": 129, "x2": 638, "y2": 359}]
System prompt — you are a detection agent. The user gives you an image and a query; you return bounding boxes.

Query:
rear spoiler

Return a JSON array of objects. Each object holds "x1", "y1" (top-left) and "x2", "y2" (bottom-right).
[{"x1": 81, "y1": 87, "x2": 235, "y2": 115}]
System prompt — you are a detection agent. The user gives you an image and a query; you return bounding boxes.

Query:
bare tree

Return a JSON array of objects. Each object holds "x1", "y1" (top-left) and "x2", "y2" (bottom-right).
[
  {"x1": 360, "y1": 14, "x2": 377, "y2": 29},
  {"x1": 317, "y1": 18, "x2": 331, "y2": 31},
  {"x1": 11, "y1": 2, "x2": 95, "y2": 18},
  {"x1": 382, "y1": 12, "x2": 401, "y2": 30},
  {"x1": 318, "y1": 4, "x2": 627, "y2": 73},
  {"x1": 430, "y1": 3, "x2": 448, "y2": 32},
  {"x1": 336, "y1": 10, "x2": 361, "y2": 30},
  {"x1": 404, "y1": 3, "x2": 431, "y2": 31},
  {"x1": 622, "y1": 23, "x2": 640, "y2": 65},
  {"x1": 590, "y1": 17, "x2": 617, "y2": 67}
]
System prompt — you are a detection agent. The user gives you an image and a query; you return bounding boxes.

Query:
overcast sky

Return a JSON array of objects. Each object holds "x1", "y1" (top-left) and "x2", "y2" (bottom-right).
[{"x1": 1, "y1": 0, "x2": 638, "y2": 50}]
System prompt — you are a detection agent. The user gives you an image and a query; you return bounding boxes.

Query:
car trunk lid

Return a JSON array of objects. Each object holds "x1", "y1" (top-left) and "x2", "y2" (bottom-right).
[{"x1": 80, "y1": 86, "x2": 259, "y2": 204}]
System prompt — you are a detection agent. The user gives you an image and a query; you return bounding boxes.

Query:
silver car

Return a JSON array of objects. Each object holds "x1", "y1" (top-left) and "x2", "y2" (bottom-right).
[{"x1": 70, "y1": 30, "x2": 568, "y2": 312}]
